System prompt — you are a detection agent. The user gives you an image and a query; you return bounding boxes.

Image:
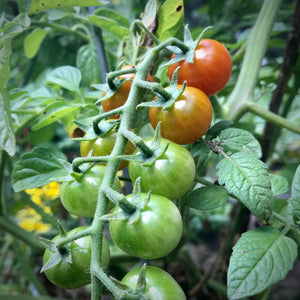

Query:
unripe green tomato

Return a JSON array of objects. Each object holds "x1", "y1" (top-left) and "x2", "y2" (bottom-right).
[
  {"x1": 128, "y1": 138, "x2": 196, "y2": 200},
  {"x1": 43, "y1": 226, "x2": 110, "y2": 289},
  {"x1": 109, "y1": 193, "x2": 183, "y2": 259},
  {"x1": 60, "y1": 165, "x2": 121, "y2": 217},
  {"x1": 121, "y1": 266, "x2": 186, "y2": 300}
]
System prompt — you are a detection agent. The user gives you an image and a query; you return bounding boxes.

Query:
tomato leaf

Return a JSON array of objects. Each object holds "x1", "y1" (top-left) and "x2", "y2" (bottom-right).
[
  {"x1": 186, "y1": 185, "x2": 228, "y2": 210},
  {"x1": 24, "y1": 28, "x2": 49, "y2": 59},
  {"x1": 0, "y1": 37, "x2": 12, "y2": 90},
  {"x1": 88, "y1": 10, "x2": 130, "y2": 39},
  {"x1": 269, "y1": 173, "x2": 289, "y2": 196},
  {"x1": 76, "y1": 44, "x2": 102, "y2": 86},
  {"x1": 46, "y1": 66, "x2": 82, "y2": 92},
  {"x1": 32, "y1": 101, "x2": 81, "y2": 131},
  {"x1": 291, "y1": 165, "x2": 300, "y2": 224},
  {"x1": 12, "y1": 146, "x2": 69, "y2": 192},
  {"x1": 227, "y1": 226, "x2": 297, "y2": 300},
  {"x1": 216, "y1": 152, "x2": 274, "y2": 220},
  {"x1": 29, "y1": 0, "x2": 108, "y2": 14},
  {"x1": 0, "y1": 90, "x2": 16, "y2": 156},
  {"x1": 156, "y1": 0, "x2": 184, "y2": 42},
  {"x1": 217, "y1": 128, "x2": 262, "y2": 158}
]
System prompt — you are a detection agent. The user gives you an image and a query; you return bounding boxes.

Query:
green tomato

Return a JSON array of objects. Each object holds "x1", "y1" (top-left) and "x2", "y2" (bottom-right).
[
  {"x1": 128, "y1": 138, "x2": 196, "y2": 200},
  {"x1": 109, "y1": 193, "x2": 183, "y2": 259},
  {"x1": 43, "y1": 226, "x2": 110, "y2": 289},
  {"x1": 121, "y1": 266, "x2": 186, "y2": 300},
  {"x1": 60, "y1": 165, "x2": 121, "y2": 217}
]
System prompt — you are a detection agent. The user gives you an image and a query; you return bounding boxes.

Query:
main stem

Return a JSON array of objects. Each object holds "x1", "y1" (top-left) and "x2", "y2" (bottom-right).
[
  {"x1": 89, "y1": 38, "x2": 189, "y2": 299},
  {"x1": 225, "y1": 0, "x2": 282, "y2": 119}
]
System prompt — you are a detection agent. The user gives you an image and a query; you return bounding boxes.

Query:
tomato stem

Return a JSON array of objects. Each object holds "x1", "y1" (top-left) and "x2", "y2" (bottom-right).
[
  {"x1": 103, "y1": 186, "x2": 136, "y2": 214},
  {"x1": 133, "y1": 20, "x2": 161, "y2": 45}
]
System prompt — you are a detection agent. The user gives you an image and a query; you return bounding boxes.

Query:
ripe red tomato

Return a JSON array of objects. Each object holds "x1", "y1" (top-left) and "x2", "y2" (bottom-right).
[
  {"x1": 149, "y1": 85, "x2": 213, "y2": 145},
  {"x1": 109, "y1": 193, "x2": 183, "y2": 259},
  {"x1": 121, "y1": 265, "x2": 186, "y2": 300},
  {"x1": 102, "y1": 65, "x2": 153, "y2": 118},
  {"x1": 43, "y1": 226, "x2": 110, "y2": 289},
  {"x1": 168, "y1": 39, "x2": 232, "y2": 96}
]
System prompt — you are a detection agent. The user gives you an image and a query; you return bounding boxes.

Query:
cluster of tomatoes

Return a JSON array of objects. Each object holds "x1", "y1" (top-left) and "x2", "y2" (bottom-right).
[{"x1": 42, "y1": 39, "x2": 231, "y2": 298}]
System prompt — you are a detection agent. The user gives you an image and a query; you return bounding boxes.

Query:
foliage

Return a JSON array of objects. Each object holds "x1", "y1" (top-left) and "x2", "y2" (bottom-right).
[{"x1": 0, "y1": 0, "x2": 299, "y2": 299}]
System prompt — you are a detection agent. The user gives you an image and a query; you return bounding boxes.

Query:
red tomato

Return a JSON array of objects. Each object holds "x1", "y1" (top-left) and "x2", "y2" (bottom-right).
[
  {"x1": 149, "y1": 85, "x2": 213, "y2": 145},
  {"x1": 102, "y1": 65, "x2": 153, "y2": 118},
  {"x1": 168, "y1": 39, "x2": 232, "y2": 96}
]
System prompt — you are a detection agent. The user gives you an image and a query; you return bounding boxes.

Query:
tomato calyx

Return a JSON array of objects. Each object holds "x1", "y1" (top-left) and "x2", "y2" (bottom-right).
[
  {"x1": 164, "y1": 25, "x2": 213, "y2": 67},
  {"x1": 138, "y1": 67, "x2": 186, "y2": 111},
  {"x1": 119, "y1": 124, "x2": 168, "y2": 167},
  {"x1": 101, "y1": 178, "x2": 150, "y2": 225}
]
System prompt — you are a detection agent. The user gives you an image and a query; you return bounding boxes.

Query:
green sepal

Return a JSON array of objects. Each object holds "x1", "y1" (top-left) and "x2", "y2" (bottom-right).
[
  {"x1": 73, "y1": 118, "x2": 118, "y2": 141},
  {"x1": 136, "y1": 263, "x2": 147, "y2": 294},
  {"x1": 37, "y1": 236, "x2": 57, "y2": 252},
  {"x1": 163, "y1": 25, "x2": 213, "y2": 67},
  {"x1": 57, "y1": 220, "x2": 68, "y2": 238},
  {"x1": 138, "y1": 67, "x2": 186, "y2": 111},
  {"x1": 40, "y1": 251, "x2": 62, "y2": 273}
]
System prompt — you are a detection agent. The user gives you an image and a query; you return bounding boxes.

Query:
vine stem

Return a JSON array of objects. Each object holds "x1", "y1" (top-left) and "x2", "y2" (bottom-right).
[
  {"x1": 89, "y1": 37, "x2": 192, "y2": 299},
  {"x1": 231, "y1": 102, "x2": 300, "y2": 134},
  {"x1": 225, "y1": 0, "x2": 283, "y2": 119}
]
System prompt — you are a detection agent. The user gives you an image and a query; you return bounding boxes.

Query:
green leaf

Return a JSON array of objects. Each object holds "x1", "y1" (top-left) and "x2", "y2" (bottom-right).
[
  {"x1": 32, "y1": 101, "x2": 81, "y2": 131},
  {"x1": 93, "y1": 8, "x2": 130, "y2": 28},
  {"x1": 76, "y1": 44, "x2": 102, "y2": 86},
  {"x1": 24, "y1": 28, "x2": 49, "y2": 59},
  {"x1": 217, "y1": 128, "x2": 262, "y2": 158},
  {"x1": 227, "y1": 226, "x2": 297, "y2": 299},
  {"x1": 29, "y1": 0, "x2": 107, "y2": 14},
  {"x1": 269, "y1": 173, "x2": 289, "y2": 196},
  {"x1": 88, "y1": 13, "x2": 130, "y2": 39},
  {"x1": 0, "y1": 37, "x2": 12, "y2": 90},
  {"x1": 186, "y1": 185, "x2": 228, "y2": 210},
  {"x1": 12, "y1": 146, "x2": 68, "y2": 192},
  {"x1": 46, "y1": 66, "x2": 81, "y2": 92},
  {"x1": 0, "y1": 90, "x2": 16, "y2": 156},
  {"x1": 0, "y1": 295, "x2": 67, "y2": 300},
  {"x1": 156, "y1": 0, "x2": 184, "y2": 41},
  {"x1": 217, "y1": 152, "x2": 273, "y2": 220},
  {"x1": 291, "y1": 165, "x2": 300, "y2": 224}
]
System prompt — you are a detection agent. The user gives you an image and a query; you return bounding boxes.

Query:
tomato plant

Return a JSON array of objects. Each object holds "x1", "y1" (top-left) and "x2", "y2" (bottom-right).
[
  {"x1": 60, "y1": 165, "x2": 121, "y2": 217},
  {"x1": 80, "y1": 129, "x2": 135, "y2": 170},
  {"x1": 168, "y1": 39, "x2": 232, "y2": 97},
  {"x1": 128, "y1": 138, "x2": 196, "y2": 200},
  {"x1": 109, "y1": 193, "x2": 183, "y2": 259},
  {"x1": 101, "y1": 65, "x2": 153, "y2": 118},
  {"x1": 149, "y1": 85, "x2": 213, "y2": 145},
  {"x1": 121, "y1": 265, "x2": 186, "y2": 300},
  {"x1": 43, "y1": 226, "x2": 110, "y2": 289}
]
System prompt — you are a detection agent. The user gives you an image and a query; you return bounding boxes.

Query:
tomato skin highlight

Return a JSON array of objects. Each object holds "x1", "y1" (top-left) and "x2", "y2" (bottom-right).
[
  {"x1": 128, "y1": 138, "x2": 196, "y2": 200},
  {"x1": 121, "y1": 266, "x2": 186, "y2": 300},
  {"x1": 60, "y1": 165, "x2": 121, "y2": 217},
  {"x1": 43, "y1": 226, "x2": 110, "y2": 289},
  {"x1": 80, "y1": 129, "x2": 135, "y2": 170},
  {"x1": 101, "y1": 65, "x2": 153, "y2": 118},
  {"x1": 109, "y1": 193, "x2": 183, "y2": 259},
  {"x1": 149, "y1": 85, "x2": 213, "y2": 145},
  {"x1": 168, "y1": 39, "x2": 232, "y2": 97}
]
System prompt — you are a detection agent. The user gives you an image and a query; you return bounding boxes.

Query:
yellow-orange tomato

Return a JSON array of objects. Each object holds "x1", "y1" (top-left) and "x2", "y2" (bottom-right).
[
  {"x1": 102, "y1": 65, "x2": 153, "y2": 118},
  {"x1": 149, "y1": 85, "x2": 213, "y2": 145},
  {"x1": 80, "y1": 129, "x2": 135, "y2": 170}
]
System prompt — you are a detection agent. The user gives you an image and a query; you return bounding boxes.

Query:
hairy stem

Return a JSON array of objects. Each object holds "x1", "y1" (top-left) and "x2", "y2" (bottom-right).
[{"x1": 226, "y1": 0, "x2": 283, "y2": 118}]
